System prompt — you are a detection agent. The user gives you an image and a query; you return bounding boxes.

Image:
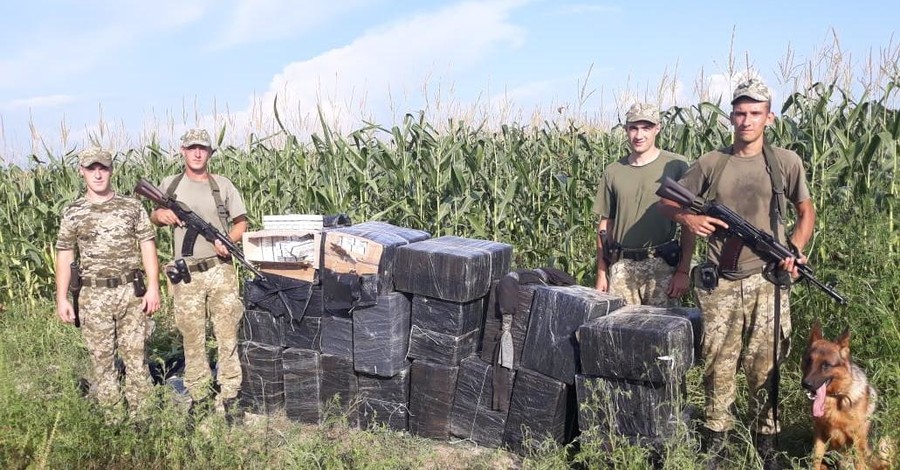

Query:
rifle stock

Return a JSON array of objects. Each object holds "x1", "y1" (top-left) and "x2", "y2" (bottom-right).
[{"x1": 656, "y1": 177, "x2": 846, "y2": 305}]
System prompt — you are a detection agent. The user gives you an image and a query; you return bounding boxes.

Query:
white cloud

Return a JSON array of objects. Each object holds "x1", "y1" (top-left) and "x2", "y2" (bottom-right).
[
  {"x1": 235, "y1": 0, "x2": 528, "y2": 138},
  {"x1": 2, "y1": 94, "x2": 79, "y2": 111},
  {"x1": 215, "y1": 0, "x2": 378, "y2": 48}
]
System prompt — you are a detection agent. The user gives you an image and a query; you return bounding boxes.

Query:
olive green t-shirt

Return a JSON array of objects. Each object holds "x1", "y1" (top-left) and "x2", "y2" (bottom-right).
[
  {"x1": 593, "y1": 150, "x2": 689, "y2": 248},
  {"x1": 159, "y1": 174, "x2": 246, "y2": 260},
  {"x1": 678, "y1": 146, "x2": 811, "y2": 279}
]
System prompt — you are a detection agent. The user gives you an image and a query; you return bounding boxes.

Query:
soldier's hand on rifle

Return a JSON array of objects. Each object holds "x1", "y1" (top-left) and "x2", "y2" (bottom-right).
[
  {"x1": 681, "y1": 213, "x2": 728, "y2": 238},
  {"x1": 56, "y1": 298, "x2": 75, "y2": 324},
  {"x1": 154, "y1": 208, "x2": 183, "y2": 227},
  {"x1": 778, "y1": 253, "x2": 806, "y2": 280},
  {"x1": 213, "y1": 239, "x2": 231, "y2": 258}
]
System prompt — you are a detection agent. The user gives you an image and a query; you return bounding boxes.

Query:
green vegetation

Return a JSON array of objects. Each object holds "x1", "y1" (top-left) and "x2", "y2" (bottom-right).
[{"x1": 1, "y1": 67, "x2": 899, "y2": 467}]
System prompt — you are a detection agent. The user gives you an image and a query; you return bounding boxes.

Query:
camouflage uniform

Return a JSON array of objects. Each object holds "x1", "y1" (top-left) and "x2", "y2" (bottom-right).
[
  {"x1": 163, "y1": 129, "x2": 246, "y2": 404},
  {"x1": 694, "y1": 273, "x2": 791, "y2": 434},
  {"x1": 678, "y1": 79, "x2": 812, "y2": 436},
  {"x1": 56, "y1": 168, "x2": 155, "y2": 411},
  {"x1": 594, "y1": 103, "x2": 690, "y2": 307},
  {"x1": 608, "y1": 257, "x2": 679, "y2": 307}
]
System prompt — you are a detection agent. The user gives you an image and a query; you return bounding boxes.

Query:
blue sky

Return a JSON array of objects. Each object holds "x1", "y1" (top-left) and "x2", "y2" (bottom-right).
[{"x1": 1, "y1": 0, "x2": 897, "y2": 164}]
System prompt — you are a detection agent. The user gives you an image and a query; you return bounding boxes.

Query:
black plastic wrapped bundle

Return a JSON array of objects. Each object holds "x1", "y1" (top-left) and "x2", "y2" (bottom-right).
[
  {"x1": 480, "y1": 283, "x2": 541, "y2": 369},
  {"x1": 503, "y1": 367, "x2": 574, "y2": 453},
  {"x1": 320, "y1": 316, "x2": 353, "y2": 360},
  {"x1": 321, "y1": 270, "x2": 379, "y2": 316},
  {"x1": 520, "y1": 285, "x2": 624, "y2": 384},
  {"x1": 578, "y1": 312, "x2": 693, "y2": 383},
  {"x1": 283, "y1": 348, "x2": 322, "y2": 424},
  {"x1": 320, "y1": 353, "x2": 359, "y2": 426},
  {"x1": 322, "y1": 222, "x2": 430, "y2": 316},
  {"x1": 244, "y1": 273, "x2": 316, "y2": 319},
  {"x1": 606, "y1": 305, "x2": 702, "y2": 364},
  {"x1": 239, "y1": 341, "x2": 284, "y2": 415},
  {"x1": 408, "y1": 360, "x2": 459, "y2": 439},
  {"x1": 358, "y1": 366, "x2": 410, "y2": 431},
  {"x1": 408, "y1": 326, "x2": 479, "y2": 366},
  {"x1": 411, "y1": 295, "x2": 483, "y2": 337},
  {"x1": 394, "y1": 236, "x2": 513, "y2": 302},
  {"x1": 283, "y1": 316, "x2": 322, "y2": 351},
  {"x1": 449, "y1": 356, "x2": 508, "y2": 448},
  {"x1": 239, "y1": 309, "x2": 284, "y2": 346},
  {"x1": 353, "y1": 292, "x2": 411, "y2": 377},
  {"x1": 575, "y1": 374, "x2": 681, "y2": 439}
]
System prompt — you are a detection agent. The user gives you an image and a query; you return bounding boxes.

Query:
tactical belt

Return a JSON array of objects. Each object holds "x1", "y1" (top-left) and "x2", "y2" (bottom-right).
[
  {"x1": 81, "y1": 272, "x2": 134, "y2": 288},
  {"x1": 616, "y1": 239, "x2": 678, "y2": 261},
  {"x1": 188, "y1": 257, "x2": 228, "y2": 273}
]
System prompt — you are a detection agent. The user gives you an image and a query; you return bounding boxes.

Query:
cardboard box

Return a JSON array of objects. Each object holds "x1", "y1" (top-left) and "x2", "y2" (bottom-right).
[{"x1": 243, "y1": 229, "x2": 321, "y2": 282}]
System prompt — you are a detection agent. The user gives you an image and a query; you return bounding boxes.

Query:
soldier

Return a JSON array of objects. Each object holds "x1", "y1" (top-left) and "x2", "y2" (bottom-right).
[
  {"x1": 659, "y1": 78, "x2": 814, "y2": 469},
  {"x1": 150, "y1": 128, "x2": 247, "y2": 422},
  {"x1": 594, "y1": 102, "x2": 695, "y2": 305},
  {"x1": 55, "y1": 147, "x2": 161, "y2": 417}
]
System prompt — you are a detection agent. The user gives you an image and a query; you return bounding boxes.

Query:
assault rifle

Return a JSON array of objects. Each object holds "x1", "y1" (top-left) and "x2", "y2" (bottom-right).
[
  {"x1": 134, "y1": 178, "x2": 266, "y2": 281},
  {"x1": 657, "y1": 177, "x2": 846, "y2": 305}
]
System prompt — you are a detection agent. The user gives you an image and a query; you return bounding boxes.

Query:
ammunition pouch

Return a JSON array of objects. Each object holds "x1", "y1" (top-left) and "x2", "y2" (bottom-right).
[
  {"x1": 693, "y1": 262, "x2": 719, "y2": 291},
  {"x1": 166, "y1": 257, "x2": 228, "y2": 285},
  {"x1": 132, "y1": 270, "x2": 147, "y2": 297}
]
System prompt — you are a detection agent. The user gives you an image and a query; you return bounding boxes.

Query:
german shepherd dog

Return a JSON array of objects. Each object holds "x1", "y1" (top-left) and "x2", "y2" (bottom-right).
[{"x1": 801, "y1": 322, "x2": 891, "y2": 469}]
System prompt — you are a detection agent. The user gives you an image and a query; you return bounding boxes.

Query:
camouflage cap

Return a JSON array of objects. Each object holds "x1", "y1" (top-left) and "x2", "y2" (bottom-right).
[
  {"x1": 731, "y1": 78, "x2": 771, "y2": 104},
  {"x1": 180, "y1": 128, "x2": 213, "y2": 148},
  {"x1": 625, "y1": 103, "x2": 660, "y2": 125},
  {"x1": 78, "y1": 147, "x2": 113, "y2": 168}
]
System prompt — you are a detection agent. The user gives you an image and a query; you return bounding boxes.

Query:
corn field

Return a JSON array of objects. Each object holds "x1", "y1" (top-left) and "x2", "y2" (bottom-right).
[{"x1": 2, "y1": 79, "x2": 900, "y2": 468}]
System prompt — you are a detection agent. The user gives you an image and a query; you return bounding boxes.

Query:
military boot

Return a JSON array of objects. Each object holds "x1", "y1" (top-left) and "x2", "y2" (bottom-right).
[
  {"x1": 700, "y1": 428, "x2": 729, "y2": 470},
  {"x1": 222, "y1": 397, "x2": 244, "y2": 426},
  {"x1": 753, "y1": 433, "x2": 781, "y2": 470},
  {"x1": 186, "y1": 396, "x2": 213, "y2": 432}
]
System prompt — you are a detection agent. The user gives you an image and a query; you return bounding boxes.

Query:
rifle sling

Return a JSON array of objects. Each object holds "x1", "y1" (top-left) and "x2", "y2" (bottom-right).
[{"x1": 166, "y1": 172, "x2": 231, "y2": 257}]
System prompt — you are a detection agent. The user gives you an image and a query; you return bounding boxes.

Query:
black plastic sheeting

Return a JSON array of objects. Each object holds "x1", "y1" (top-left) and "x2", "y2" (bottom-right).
[
  {"x1": 320, "y1": 353, "x2": 359, "y2": 426},
  {"x1": 244, "y1": 273, "x2": 316, "y2": 319},
  {"x1": 239, "y1": 309, "x2": 284, "y2": 347},
  {"x1": 408, "y1": 360, "x2": 459, "y2": 440},
  {"x1": 283, "y1": 347, "x2": 322, "y2": 424},
  {"x1": 321, "y1": 270, "x2": 378, "y2": 316},
  {"x1": 325, "y1": 221, "x2": 430, "y2": 294},
  {"x1": 411, "y1": 295, "x2": 483, "y2": 337},
  {"x1": 283, "y1": 316, "x2": 322, "y2": 351},
  {"x1": 608, "y1": 305, "x2": 702, "y2": 363},
  {"x1": 320, "y1": 316, "x2": 354, "y2": 360},
  {"x1": 481, "y1": 283, "x2": 541, "y2": 369},
  {"x1": 394, "y1": 236, "x2": 512, "y2": 302},
  {"x1": 449, "y1": 356, "x2": 508, "y2": 448},
  {"x1": 408, "y1": 326, "x2": 479, "y2": 366},
  {"x1": 578, "y1": 312, "x2": 693, "y2": 383},
  {"x1": 358, "y1": 367, "x2": 410, "y2": 431},
  {"x1": 520, "y1": 286, "x2": 624, "y2": 384},
  {"x1": 503, "y1": 367, "x2": 576, "y2": 453},
  {"x1": 575, "y1": 374, "x2": 683, "y2": 439},
  {"x1": 239, "y1": 341, "x2": 284, "y2": 415},
  {"x1": 353, "y1": 292, "x2": 411, "y2": 377}
]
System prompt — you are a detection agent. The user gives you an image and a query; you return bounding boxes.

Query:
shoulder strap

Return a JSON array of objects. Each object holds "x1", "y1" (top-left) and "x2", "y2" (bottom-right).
[
  {"x1": 206, "y1": 175, "x2": 231, "y2": 229},
  {"x1": 165, "y1": 172, "x2": 230, "y2": 229},
  {"x1": 762, "y1": 143, "x2": 786, "y2": 243}
]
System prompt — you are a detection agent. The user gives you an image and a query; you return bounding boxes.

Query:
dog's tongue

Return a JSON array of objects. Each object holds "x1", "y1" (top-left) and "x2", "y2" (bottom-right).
[{"x1": 812, "y1": 384, "x2": 827, "y2": 417}]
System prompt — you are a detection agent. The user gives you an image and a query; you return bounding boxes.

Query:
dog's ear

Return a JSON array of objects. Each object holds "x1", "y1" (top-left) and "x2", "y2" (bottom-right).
[
  {"x1": 837, "y1": 327, "x2": 851, "y2": 359},
  {"x1": 809, "y1": 321, "x2": 823, "y2": 344}
]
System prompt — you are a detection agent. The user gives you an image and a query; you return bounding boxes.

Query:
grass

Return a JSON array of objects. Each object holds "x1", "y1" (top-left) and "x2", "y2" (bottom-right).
[{"x1": 1, "y1": 39, "x2": 900, "y2": 468}]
